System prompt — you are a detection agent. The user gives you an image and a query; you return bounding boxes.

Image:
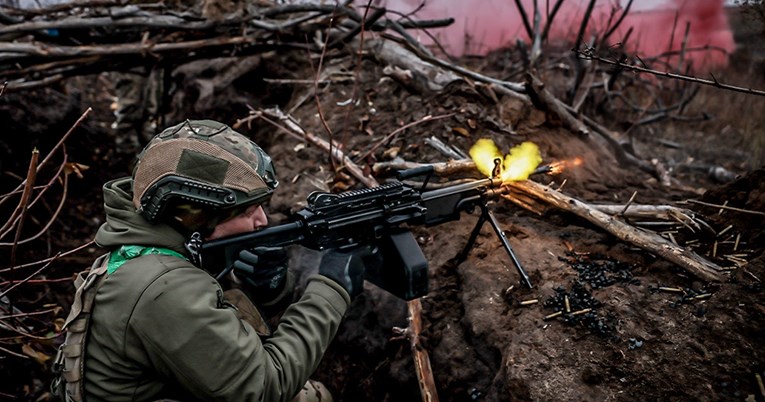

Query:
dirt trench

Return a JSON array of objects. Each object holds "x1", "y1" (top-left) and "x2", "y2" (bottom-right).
[{"x1": 1, "y1": 48, "x2": 764, "y2": 401}]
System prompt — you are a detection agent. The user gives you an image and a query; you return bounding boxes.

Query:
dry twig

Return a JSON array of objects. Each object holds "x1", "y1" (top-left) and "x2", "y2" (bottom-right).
[
  {"x1": 577, "y1": 50, "x2": 765, "y2": 97},
  {"x1": 683, "y1": 200, "x2": 765, "y2": 217},
  {"x1": 0, "y1": 107, "x2": 90, "y2": 208}
]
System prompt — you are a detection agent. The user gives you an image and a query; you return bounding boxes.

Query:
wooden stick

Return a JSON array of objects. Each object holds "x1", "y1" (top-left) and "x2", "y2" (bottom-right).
[
  {"x1": 620, "y1": 191, "x2": 638, "y2": 216},
  {"x1": 0, "y1": 169, "x2": 69, "y2": 246},
  {"x1": 1, "y1": 35, "x2": 272, "y2": 58},
  {"x1": 590, "y1": 204, "x2": 699, "y2": 227},
  {"x1": 0, "y1": 344, "x2": 29, "y2": 360},
  {"x1": 512, "y1": 0, "x2": 534, "y2": 40},
  {"x1": 507, "y1": 180, "x2": 725, "y2": 282},
  {"x1": 603, "y1": 0, "x2": 633, "y2": 42},
  {"x1": 424, "y1": 136, "x2": 468, "y2": 160},
  {"x1": 8, "y1": 150, "x2": 39, "y2": 293},
  {"x1": 373, "y1": 159, "x2": 478, "y2": 176},
  {"x1": 0, "y1": 252, "x2": 61, "y2": 301},
  {"x1": 684, "y1": 200, "x2": 765, "y2": 217},
  {"x1": 408, "y1": 298, "x2": 439, "y2": 402},
  {"x1": 525, "y1": 73, "x2": 590, "y2": 136},
  {"x1": 363, "y1": 38, "x2": 462, "y2": 94},
  {"x1": 257, "y1": 107, "x2": 376, "y2": 188}
]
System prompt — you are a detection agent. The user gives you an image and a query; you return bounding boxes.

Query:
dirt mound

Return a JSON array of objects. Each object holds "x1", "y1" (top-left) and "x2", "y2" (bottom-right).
[{"x1": 254, "y1": 55, "x2": 765, "y2": 401}]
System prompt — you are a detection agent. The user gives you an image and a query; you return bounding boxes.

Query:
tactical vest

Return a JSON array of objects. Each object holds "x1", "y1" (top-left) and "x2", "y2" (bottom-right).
[
  {"x1": 51, "y1": 253, "x2": 109, "y2": 402},
  {"x1": 50, "y1": 249, "x2": 273, "y2": 402}
]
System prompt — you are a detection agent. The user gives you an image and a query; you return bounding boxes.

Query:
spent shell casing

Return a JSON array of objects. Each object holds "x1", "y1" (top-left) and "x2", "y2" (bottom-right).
[
  {"x1": 718, "y1": 224, "x2": 733, "y2": 237},
  {"x1": 520, "y1": 299, "x2": 539, "y2": 306},
  {"x1": 658, "y1": 287, "x2": 684, "y2": 293},
  {"x1": 571, "y1": 308, "x2": 592, "y2": 316},
  {"x1": 544, "y1": 311, "x2": 562, "y2": 320}
]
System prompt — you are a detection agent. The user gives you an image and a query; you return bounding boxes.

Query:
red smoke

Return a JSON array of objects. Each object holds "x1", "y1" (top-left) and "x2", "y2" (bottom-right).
[
  {"x1": 371, "y1": 0, "x2": 735, "y2": 70},
  {"x1": 603, "y1": 0, "x2": 735, "y2": 69}
]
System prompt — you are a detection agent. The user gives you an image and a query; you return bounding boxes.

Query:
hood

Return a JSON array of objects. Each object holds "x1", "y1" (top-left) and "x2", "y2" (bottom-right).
[{"x1": 95, "y1": 177, "x2": 187, "y2": 255}]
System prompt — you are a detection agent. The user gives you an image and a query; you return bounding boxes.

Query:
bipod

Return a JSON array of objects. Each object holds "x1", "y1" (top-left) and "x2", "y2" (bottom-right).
[{"x1": 457, "y1": 201, "x2": 533, "y2": 289}]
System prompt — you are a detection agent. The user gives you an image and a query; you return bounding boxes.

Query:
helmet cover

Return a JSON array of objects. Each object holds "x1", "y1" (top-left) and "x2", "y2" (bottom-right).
[{"x1": 132, "y1": 120, "x2": 278, "y2": 227}]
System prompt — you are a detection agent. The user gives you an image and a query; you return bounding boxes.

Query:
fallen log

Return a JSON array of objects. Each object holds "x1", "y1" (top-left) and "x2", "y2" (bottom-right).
[
  {"x1": 506, "y1": 180, "x2": 725, "y2": 282},
  {"x1": 363, "y1": 38, "x2": 463, "y2": 94},
  {"x1": 378, "y1": 157, "x2": 723, "y2": 280},
  {"x1": 525, "y1": 72, "x2": 590, "y2": 136},
  {"x1": 383, "y1": 34, "x2": 529, "y2": 101}
]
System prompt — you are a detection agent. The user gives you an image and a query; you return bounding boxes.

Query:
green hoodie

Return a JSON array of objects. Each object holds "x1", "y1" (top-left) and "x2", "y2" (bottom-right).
[{"x1": 85, "y1": 178, "x2": 350, "y2": 401}]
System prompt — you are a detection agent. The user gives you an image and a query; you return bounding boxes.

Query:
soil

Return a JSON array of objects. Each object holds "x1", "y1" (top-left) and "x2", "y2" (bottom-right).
[{"x1": 1, "y1": 44, "x2": 764, "y2": 402}]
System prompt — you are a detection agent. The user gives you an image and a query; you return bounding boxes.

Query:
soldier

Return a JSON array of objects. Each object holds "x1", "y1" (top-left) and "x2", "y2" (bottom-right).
[{"x1": 53, "y1": 120, "x2": 370, "y2": 402}]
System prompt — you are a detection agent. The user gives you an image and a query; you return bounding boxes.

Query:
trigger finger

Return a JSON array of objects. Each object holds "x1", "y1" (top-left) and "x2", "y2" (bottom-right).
[
  {"x1": 238, "y1": 249, "x2": 260, "y2": 265},
  {"x1": 233, "y1": 260, "x2": 256, "y2": 275},
  {"x1": 253, "y1": 246, "x2": 286, "y2": 258}
]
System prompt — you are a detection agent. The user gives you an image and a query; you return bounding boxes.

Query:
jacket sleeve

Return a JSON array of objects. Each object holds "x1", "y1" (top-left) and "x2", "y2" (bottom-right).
[{"x1": 128, "y1": 264, "x2": 350, "y2": 402}]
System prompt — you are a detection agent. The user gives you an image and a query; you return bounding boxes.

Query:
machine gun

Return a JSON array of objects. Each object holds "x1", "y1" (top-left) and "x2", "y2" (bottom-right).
[{"x1": 190, "y1": 164, "x2": 532, "y2": 300}]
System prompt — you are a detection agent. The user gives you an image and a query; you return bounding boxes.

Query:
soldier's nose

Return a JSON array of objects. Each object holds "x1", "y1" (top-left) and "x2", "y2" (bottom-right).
[{"x1": 250, "y1": 205, "x2": 268, "y2": 229}]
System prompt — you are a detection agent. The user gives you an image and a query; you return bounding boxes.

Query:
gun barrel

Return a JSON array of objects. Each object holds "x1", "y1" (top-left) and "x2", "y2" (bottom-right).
[{"x1": 532, "y1": 165, "x2": 553, "y2": 175}]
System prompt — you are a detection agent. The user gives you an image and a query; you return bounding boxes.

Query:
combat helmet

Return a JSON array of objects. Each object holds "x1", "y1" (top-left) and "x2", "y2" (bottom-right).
[{"x1": 132, "y1": 119, "x2": 278, "y2": 234}]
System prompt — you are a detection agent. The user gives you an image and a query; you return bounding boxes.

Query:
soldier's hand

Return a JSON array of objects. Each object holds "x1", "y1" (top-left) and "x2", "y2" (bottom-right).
[
  {"x1": 318, "y1": 245, "x2": 374, "y2": 299},
  {"x1": 234, "y1": 246, "x2": 288, "y2": 299}
]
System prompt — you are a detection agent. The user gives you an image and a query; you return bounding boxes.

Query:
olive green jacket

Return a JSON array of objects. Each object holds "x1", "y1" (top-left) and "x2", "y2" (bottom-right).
[{"x1": 85, "y1": 178, "x2": 350, "y2": 402}]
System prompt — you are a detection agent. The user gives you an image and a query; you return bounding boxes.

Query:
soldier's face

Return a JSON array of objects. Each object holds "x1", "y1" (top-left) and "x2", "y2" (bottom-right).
[{"x1": 207, "y1": 204, "x2": 268, "y2": 240}]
